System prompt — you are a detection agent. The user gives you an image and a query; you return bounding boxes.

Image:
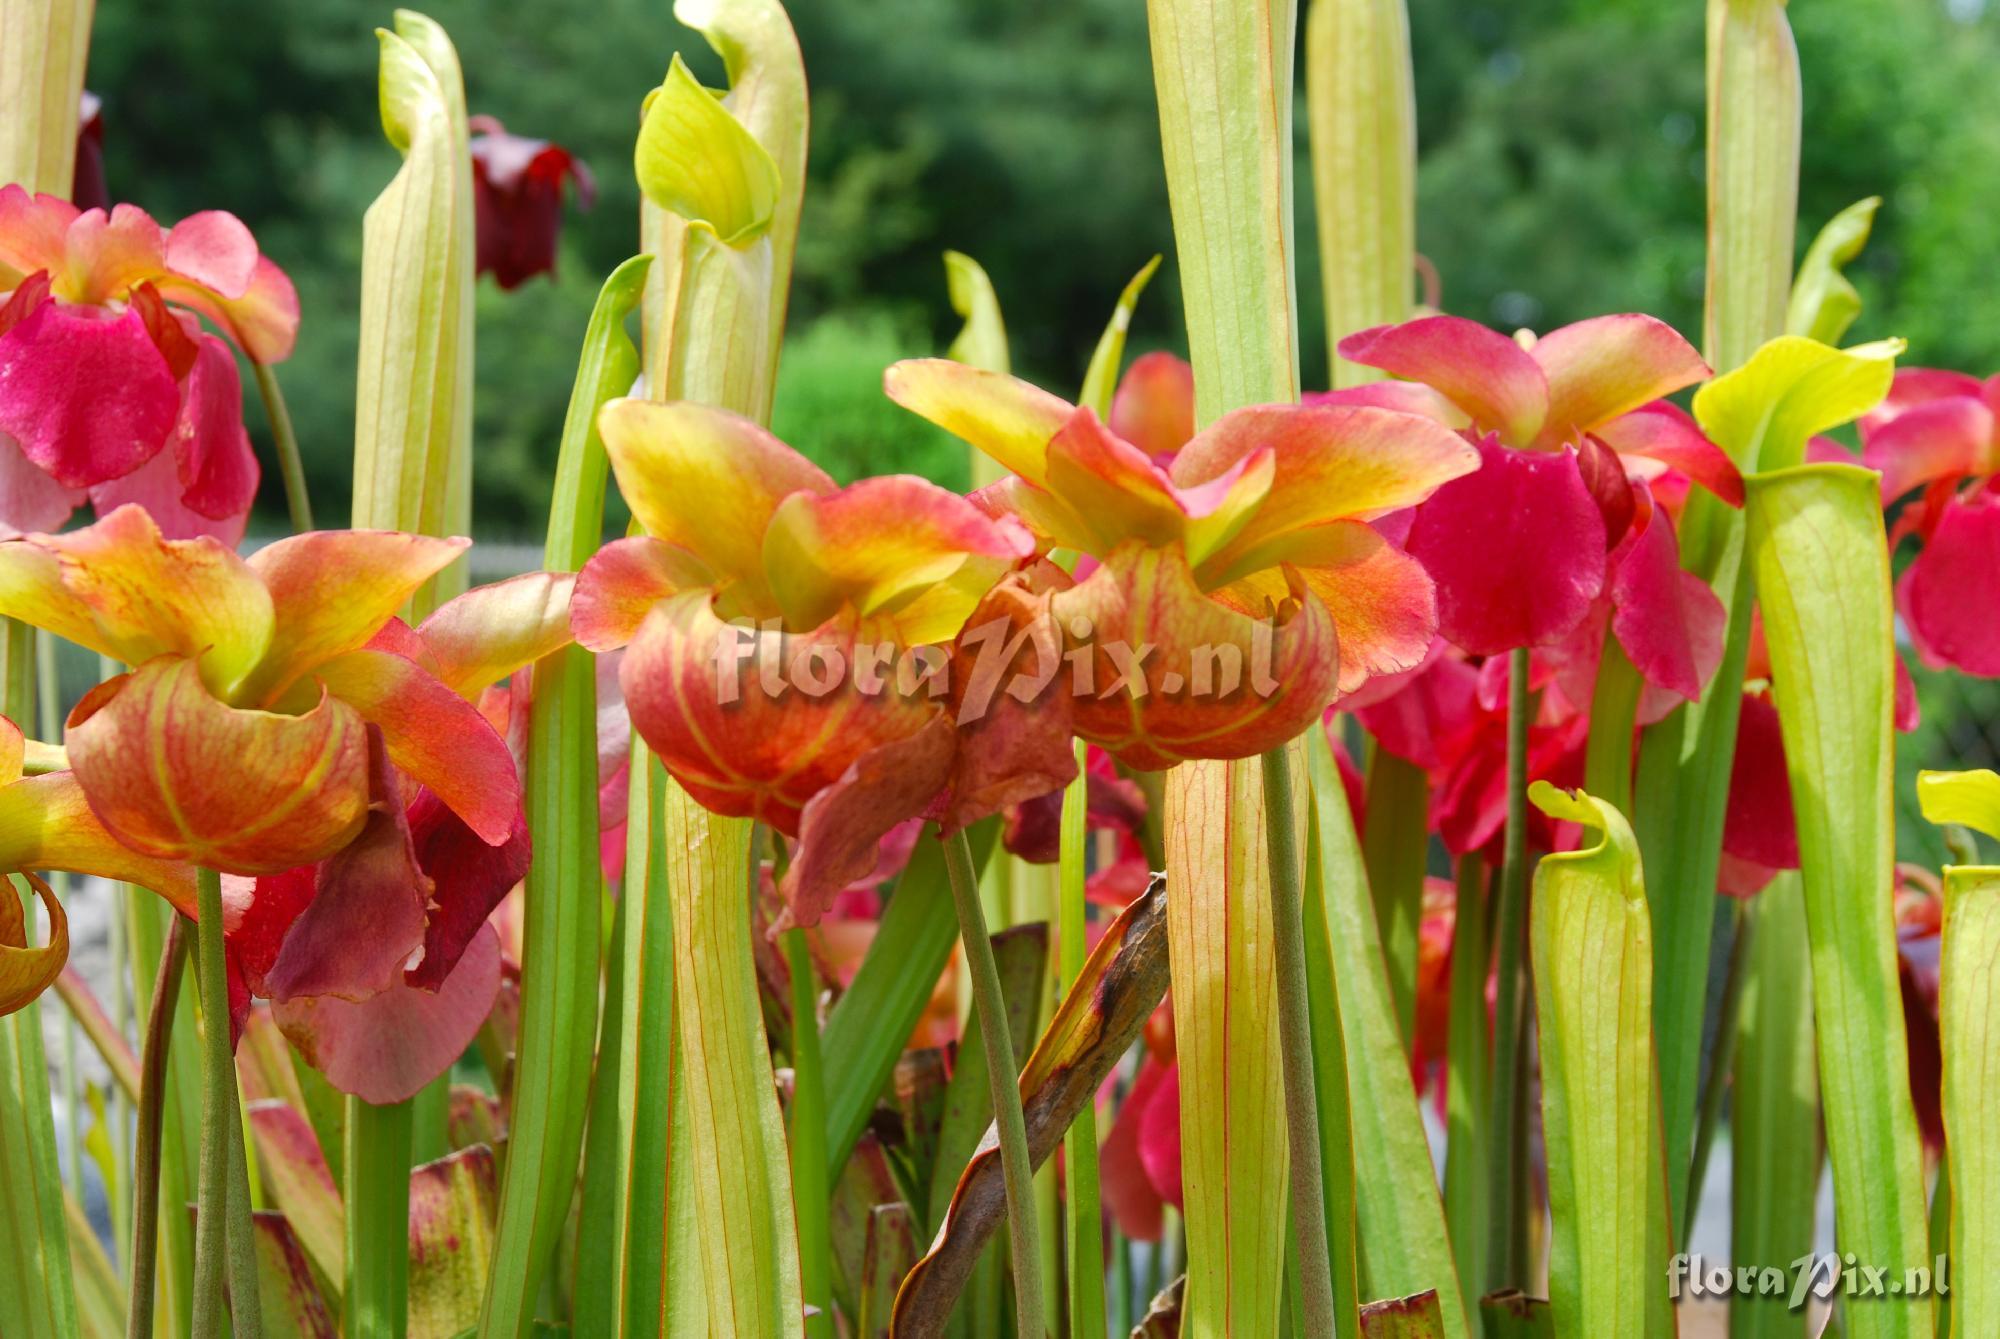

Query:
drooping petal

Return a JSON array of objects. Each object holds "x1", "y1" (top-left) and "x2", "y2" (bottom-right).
[
  {"x1": 1101, "y1": 1055, "x2": 1173, "y2": 1241},
  {"x1": 0, "y1": 431, "x2": 80, "y2": 537},
  {"x1": 87, "y1": 437, "x2": 247, "y2": 547},
  {"x1": 310, "y1": 649, "x2": 520, "y2": 846},
  {"x1": 1136, "y1": 1060, "x2": 1184, "y2": 1209},
  {"x1": 169, "y1": 332, "x2": 262, "y2": 520},
  {"x1": 597, "y1": 397, "x2": 832, "y2": 603},
  {"x1": 1606, "y1": 495, "x2": 1725, "y2": 703},
  {"x1": 0, "y1": 298, "x2": 178, "y2": 487},
  {"x1": 1109, "y1": 352, "x2": 1196, "y2": 460},
  {"x1": 620, "y1": 591, "x2": 942, "y2": 832},
  {"x1": 24, "y1": 505, "x2": 275, "y2": 694},
  {"x1": 415, "y1": 572, "x2": 577, "y2": 699},
  {"x1": 882, "y1": 358, "x2": 1076, "y2": 486},
  {"x1": 1176, "y1": 402, "x2": 1478, "y2": 584},
  {"x1": 0, "y1": 871, "x2": 66, "y2": 1017},
  {"x1": 1527, "y1": 314, "x2": 1709, "y2": 446},
  {"x1": 1721, "y1": 691, "x2": 1798, "y2": 872},
  {"x1": 1859, "y1": 366, "x2": 1988, "y2": 436},
  {"x1": 276, "y1": 922, "x2": 501, "y2": 1104},
  {"x1": 1899, "y1": 491, "x2": 2000, "y2": 677},
  {"x1": 1050, "y1": 542, "x2": 1340, "y2": 769},
  {"x1": 263, "y1": 739, "x2": 430, "y2": 1002},
  {"x1": 1353, "y1": 650, "x2": 1482, "y2": 772},
  {"x1": 1403, "y1": 436, "x2": 1607, "y2": 655},
  {"x1": 762, "y1": 474, "x2": 1033, "y2": 645},
  {"x1": 67, "y1": 657, "x2": 370, "y2": 874},
  {"x1": 780, "y1": 716, "x2": 957, "y2": 927},
  {"x1": 1337, "y1": 316, "x2": 1549, "y2": 446},
  {"x1": 469, "y1": 118, "x2": 594, "y2": 290},
  {"x1": 404, "y1": 789, "x2": 531, "y2": 991},
  {"x1": 1589, "y1": 401, "x2": 1744, "y2": 507},
  {"x1": 1860, "y1": 394, "x2": 1998, "y2": 502},
  {"x1": 570, "y1": 535, "x2": 714, "y2": 652},
  {"x1": 239, "y1": 531, "x2": 470, "y2": 706},
  {"x1": 938, "y1": 575, "x2": 1080, "y2": 831}
]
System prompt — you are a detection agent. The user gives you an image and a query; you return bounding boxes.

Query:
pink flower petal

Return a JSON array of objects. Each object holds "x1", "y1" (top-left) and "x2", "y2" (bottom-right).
[
  {"x1": 164, "y1": 211, "x2": 260, "y2": 299},
  {"x1": 403, "y1": 788, "x2": 531, "y2": 991},
  {"x1": 1861, "y1": 395, "x2": 1998, "y2": 503},
  {"x1": 1353, "y1": 650, "x2": 1482, "y2": 771},
  {"x1": 276, "y1": 921, "x2": 501, "y2": 1104},
  {"x1": 1338, "y1": 315, "x2": 1549, "y2": 446},
  {"x1": 1899, "y1": 491, "x2": 2000, "y2": 677},
  {"x1": 1305, "y1": 382, "x2": 1471, "y2": 428},
  {"x1": 87, "y1": 442, "x2": 246, "y2": 547},
  {"x1": 169, "y1": 333, "x2": 260, "y2": 520},
  {"x1": 1403, "y1": 436, "x2": 1607, "y2": 655},
  {"x1": 0, "y1": 297, "x2": 177, "y2": 487},
  {"x1": 1527, "y1": 314, "x2": 1708, "y2": 447},
  {"x1": 0, "y1": 430, "x2": 80, "y2": 537},
  {"x1": 1860, "y1": 367, "x2": 1989, "y2": 435},
  {"x1": 1136, "y1": 1061, "x2": 1183, "y2": 1209},
  {"x1": 1589, "y1": 401, "x2": 1744, "y2": 507},
  {"x1": 1100, "y1": 1056, "x2": 1172, "y2": 1241},
  {"x1": 0, "y1": 187, "x2": 77, "y2": 283}
]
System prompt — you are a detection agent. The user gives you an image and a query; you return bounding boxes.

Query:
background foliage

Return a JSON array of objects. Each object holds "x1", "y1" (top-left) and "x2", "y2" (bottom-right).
[{"x1": 91, "y1": 0, "x2": 2000, "y2": 537}]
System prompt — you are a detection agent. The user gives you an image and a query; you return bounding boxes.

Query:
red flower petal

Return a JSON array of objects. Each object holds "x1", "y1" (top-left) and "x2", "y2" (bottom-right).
[
  {"x1": 1100, "y1": 1055, "x2": 1172, "y2": 1241},
  {"x1": 0, "y1": 297, "x2": 177, "y2": 487},
  {"x1": 1899, "y1": 491, "x2": 2000, "y2": 677},
  {"x1": 276, "y1": 921, "x2": 501, "y2": 1104},
  {"x1": 403, "y1": 788, "x2": 531, "y2": 992},
  {"x1": 1721, "y1": 691, "x2": 1798, "y2": 872},
  {"x1": 1606, "y1": 491, "x2": 1724, "y2": 704},
  {"x1": 1590, "y1": 401, "x2": 1744, "y2": 508},
  {"x1": 1353, "y1": 651, "x2": 1482, "y2": 772},
  {"x1": 1403, "y1": 436, "x2": 1607, "y2": 655},
  {"x1": 1861, "y1": 394, "x2": 1997, "y2": 503}
]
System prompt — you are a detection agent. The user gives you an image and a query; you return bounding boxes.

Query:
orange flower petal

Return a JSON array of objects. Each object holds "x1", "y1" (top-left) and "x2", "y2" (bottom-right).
[
  {"x1": 0, "y1": 772, "x2": 197, "y2": 917},
  {"x1": 571, "y1": 536, "x2": 715, "y2": 652},
  {"x1": 1042, "y1": 408, "x2": 1207, "y2": 552},
  {"x1": 966, "y1": 476, "x2": 1098, "y2": 554},
  {"x1": 1214, "y1": 521, "x2": 1438, "y2": 695},
  {"x1": 1173, "y1": 403, "x2": 1478, "y2": 586},
  {"x1": 415, "y1": 571, "x2": 578, "y2": 699},
  {"x1": 598, "y1": 398, "x2": 832, "y2": 603},
  {"x1": 67, "y1": 656, "x2": 370, "y2": 874},
  {"x1": 0, "y1": 715, "x2": 22, "y2": 786},
  {"x1": 1529, "y1": 314, "x2": 1709, "y2": 447},
  {"x1": 1339, "y1": 316, "x2": 1549, "y2": 445},
  {"x1": 1050, "y1": 542, "x2": 1339, "y2": 769},
  {"x1": 763, "y1": 475, "x2": 1032, "y2": 645},
  {"x1": 0, "y1": 541, "x2": 108, "y2": 659},
  {"x1": 0, "y1": 871, "x2": 66, "y2": 1017},
  {"x1": 620, "y1": 591, "x2": 941, "y2": 833},
  {"x1": 1109, "y1": 352, "x2": 1196, "y2": 460},
  {"x1": 239, "y1": 530, "x2": 470, "y2": 706},
  {"x1": 11, "y1": 505, "x2": 275, "y2": 696},
  {"x1": 310, "y1": 649, "x2": 520, "y2": 846},
  {"x1": 883, "y1": 358, "x2": 1075, "y2": 486}
]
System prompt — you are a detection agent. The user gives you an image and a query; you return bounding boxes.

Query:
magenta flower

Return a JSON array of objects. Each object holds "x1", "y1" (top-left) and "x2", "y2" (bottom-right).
[
  {"x1": 1329, "y1": 314, "x2": 1737, "y2": 670},
  {"x1": 469, "y1": 116, "x2": 596, "y2": 291},
  {"x1": 0, "y1": 186, "x2": 299, "y2": 542},
  {"x1": 1859, "y1": 367, "x2": 2000, "y2": 676}
]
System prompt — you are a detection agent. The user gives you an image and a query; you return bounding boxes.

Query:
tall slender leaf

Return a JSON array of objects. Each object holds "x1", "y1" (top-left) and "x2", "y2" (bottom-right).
[
  {"x1": 1747, "y1": 462, "x2": 1932, "y2": 1339},
  {"x1": 1304, "y1": 0, "x2": 1415, "y2": 388},
  {"x1": 1527, "y1": 783, "x2": 1673, "y2": 1339},
  {"x1": 1729, "y1": 875, "x2": 1819, "y2": 1339},
  {"x1": 479, "y1": 256, "x2": 650, "y2": 1336},
  {"x1": 0, "y1": 0, "x2": 89, "y2": 196},
  {"x1": 1307, "y1": 730, "x2": 1470, "y2": 1339}
]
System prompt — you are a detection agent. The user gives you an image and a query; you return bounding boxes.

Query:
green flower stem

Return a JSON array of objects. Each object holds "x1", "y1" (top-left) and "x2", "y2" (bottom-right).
[
  {"x1": 1259, "y1": 744, "x2": 1338, "y2": 1337},
  {"x1": 250, "y1": 359, "x2": 313, "y2": 532},
  {"x1": 126, "y1": 916, "x2": 188, "y2": 1339},
  {"x1": 191, "y1": 865, "x2": 260, "y2": 1336},
  {"x1": 1583, "y1": 635, "x2": 1643, "y2": 817},
  {"x1": 939, "y1": 825, "x2": 1044, "y2": 1339},
  {"x1": 344, "y1": 1098, "x2": 413, "y2": 1338},
  {"x1": 1060, "y1": 740, "x2": 1107, "y2": 1339},
  {"x1": 784, "y1": 929, "x2": 832, "y2": 1339},
  {"x1": 1486, "y1": 644, "x2": 1535, "y2": 1290}
]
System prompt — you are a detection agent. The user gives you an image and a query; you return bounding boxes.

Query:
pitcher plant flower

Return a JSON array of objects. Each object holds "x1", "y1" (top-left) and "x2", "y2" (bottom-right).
[
  {"x1": 570, "y1": 397, "x2": 1059, "y2": 922},
  {"x1": 1329, "y1": 313, "x2": 1736, "y2": 661},
  {"x1": 469, "y1": 115, "x2": 597, "y2": 290},
  {"x1": 1858, "y1": 366, "x2": 2000, "y2": 675},
  {"x1": 0, "y1": 505, "x2": 518, "y2": 875},
  {"x1": 884, "y1": 356, "x2": 1479, "y2": 768},
  {"x1": 0, "y1": 185, "x2": 299, "y2": 541},
  {"x1": 222, "y1": 569, "x2": 574, "y2": 1100}
]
